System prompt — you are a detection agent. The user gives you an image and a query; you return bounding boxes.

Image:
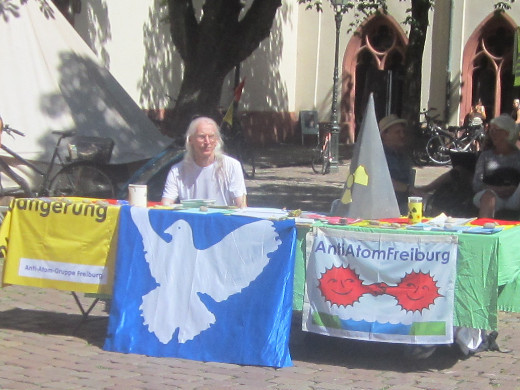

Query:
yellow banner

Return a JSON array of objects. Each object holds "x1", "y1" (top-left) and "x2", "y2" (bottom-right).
[{"x1": 0, "y1": 198, "x2": 119, "y2": 294}]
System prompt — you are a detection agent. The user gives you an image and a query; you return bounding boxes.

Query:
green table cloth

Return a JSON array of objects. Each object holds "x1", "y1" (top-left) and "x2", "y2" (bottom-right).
[{"x1": 293, "y1": 224, "x2": 520, "y2": 331}]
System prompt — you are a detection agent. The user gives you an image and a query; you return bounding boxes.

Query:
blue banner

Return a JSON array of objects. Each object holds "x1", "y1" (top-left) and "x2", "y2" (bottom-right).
[{"x1": 104, "y1": 207, "x2": 296, "y2": 368}]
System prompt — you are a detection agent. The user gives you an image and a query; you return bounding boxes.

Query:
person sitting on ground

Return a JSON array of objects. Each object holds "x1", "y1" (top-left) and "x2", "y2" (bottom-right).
[
  {"x1": 472, "y1": 113, "x2": 520, "y2": 218},
  {"x1": 161, "y1": 116, "x2": 247, "y2": 208}
]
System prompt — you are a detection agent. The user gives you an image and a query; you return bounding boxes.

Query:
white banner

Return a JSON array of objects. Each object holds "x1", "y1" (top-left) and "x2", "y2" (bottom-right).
[
  {"x1": 18, "y1": 258, "x2": 108, "y2": 284},
  {"x1": 303, "y1": 227, "x2": 458, "y2": 344}
]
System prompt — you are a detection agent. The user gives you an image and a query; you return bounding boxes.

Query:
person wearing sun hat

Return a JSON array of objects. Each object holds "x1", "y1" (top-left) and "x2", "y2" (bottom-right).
[
  {"x1": 472, "y1": 113, "x2": 520, "y2": 217},
  {"x1": 378, "y1": 114, "x2": 414, "y2": 214}
]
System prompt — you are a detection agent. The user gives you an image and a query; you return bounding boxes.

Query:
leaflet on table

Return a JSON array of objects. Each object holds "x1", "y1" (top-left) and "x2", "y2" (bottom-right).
[
  {"x1": 404, "y1": 213, "x2": 505, "y2": 234},
  {"x1": 406, "y1": 213, "x2": 474, "y2": 231},
  {"x1": 232, "y1": 207, "x2": 289, "y2": 219},
  {"x1": 426, "y1": 213, "x2": 476, "y2": 227},
  {"x1": 407, "y1": 223, "x2": 502, "y2": 234}
]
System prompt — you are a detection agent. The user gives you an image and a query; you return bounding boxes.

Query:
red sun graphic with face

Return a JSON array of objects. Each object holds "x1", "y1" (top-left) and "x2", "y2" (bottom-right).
[
  {"x1": 318, "y1": 266, "x2": 383, "y2": 307},
  {"x1": 383, "y1": 271, "x2": 442, "y2": 313}
]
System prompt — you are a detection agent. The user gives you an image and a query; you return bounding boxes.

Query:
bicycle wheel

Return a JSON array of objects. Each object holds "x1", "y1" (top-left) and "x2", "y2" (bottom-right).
[
  {"x1": 320, "y1": 139, "x2": 331, "y2": 175},
  {"x1": 311, "y1": 146, "x2": 324, "y2": 174},
  {"x1": 49, "y1": 162, "x2": 115, "y2": 199},
  {"x1": 321, "y1": 152, "x2": 330, "y2": 174},
  {"x1": 426, "y1": 134, "x2": 454, "y2": 165}
]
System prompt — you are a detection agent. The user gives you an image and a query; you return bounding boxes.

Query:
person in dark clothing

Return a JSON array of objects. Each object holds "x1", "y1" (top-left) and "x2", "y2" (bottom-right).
[
  {"x1": 378, "y1": 114, "x2": 414, "y2": 215},
  {"x1": 473, "y1": 113, "x2": 520, "y2": 218}
]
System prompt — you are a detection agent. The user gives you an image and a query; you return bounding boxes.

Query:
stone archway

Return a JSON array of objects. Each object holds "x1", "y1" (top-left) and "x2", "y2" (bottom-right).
[
  {"x1": 342, "y1": 14, "x2": 408, "y2": 143},
  {"x1": 461, "y1": 13, "x2": 518, "y2": 123}
]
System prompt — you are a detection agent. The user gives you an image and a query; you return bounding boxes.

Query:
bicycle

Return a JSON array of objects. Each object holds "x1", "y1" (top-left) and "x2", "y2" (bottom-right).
[
  {"x1": 0, "y1": 124, "x2": 115, "y2": 199},
  {"x1": 311, "y1": 124, "x2": 332, "y2": 174},
  {"x1": 412, "y1": 108, "x2": 444, "y2": 166},
  {"x1": 425, "y1": 122, "x2": 485, "y2": 165}
]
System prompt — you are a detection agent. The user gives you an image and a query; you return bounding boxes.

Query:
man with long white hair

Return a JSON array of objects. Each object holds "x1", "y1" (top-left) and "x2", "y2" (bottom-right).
[{"x1": 161, "y1": 116, "x2": 247, "y2": 207}]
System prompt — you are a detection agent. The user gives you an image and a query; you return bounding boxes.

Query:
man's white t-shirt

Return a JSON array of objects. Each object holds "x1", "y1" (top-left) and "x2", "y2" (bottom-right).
[{"x1": 162, "y1": 155, "x2": 247, "y2": 206}]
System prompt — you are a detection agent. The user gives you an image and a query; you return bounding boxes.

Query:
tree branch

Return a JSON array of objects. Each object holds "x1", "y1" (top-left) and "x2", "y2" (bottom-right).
[
  {"x1": 169, "y1": 0, "x2": 198, "y2": 66},
  {"x1": 232, "y1": 0, "x2": 282, "y2": 64}
]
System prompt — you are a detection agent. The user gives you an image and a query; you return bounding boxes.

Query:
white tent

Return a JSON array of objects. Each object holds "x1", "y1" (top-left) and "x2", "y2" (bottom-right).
[{"x1": 0, "y1": 0, "x2": 173, "y2": 164}]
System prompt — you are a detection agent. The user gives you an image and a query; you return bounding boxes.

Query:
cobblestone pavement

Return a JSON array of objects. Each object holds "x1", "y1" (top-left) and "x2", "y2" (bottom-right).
[
  {"x1": 245, "y1": 162, "x2": 449, "y2": 214},
  {"x1": 1, "y1": 144, "x2": 520, "y2": 389},
  {"x1": 246, "y1": 144, "x2": 451, "y2": 214}
]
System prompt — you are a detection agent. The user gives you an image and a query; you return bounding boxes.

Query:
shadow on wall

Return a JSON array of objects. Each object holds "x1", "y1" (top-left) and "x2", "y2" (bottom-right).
[
  {"x1": 78, "y1": 0, "x2": 178, "y2": 135},
  {"x1": 78, "y1": 0, "x2": 111, "y2": 69},
  {"x1": 76, "y1": 1, "x2": 300, "y2": 146},
  {"x1": 227, "y1": 2, "x2": 293, "y2": 145},
  {"x1": 137, "y1": 1, "x2": 295, "y2": 145},
  {"x1": 139, "y1": 0, "x2": 181, "y2": 127},
  {"x1": 38, "y1": 50, "x2": 172, "y2": 168},
  {"x1": 241, "y1": 111, "x2": 297, "y2": 145},
  {"x1": 40, "y1": 54, "x2": 135, "y2": 148}
]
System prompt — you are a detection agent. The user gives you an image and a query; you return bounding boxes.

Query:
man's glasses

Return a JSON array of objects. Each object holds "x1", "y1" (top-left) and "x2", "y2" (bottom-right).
[{"x1": 195, "y1": 134, "x2": 217, "y2": 142}]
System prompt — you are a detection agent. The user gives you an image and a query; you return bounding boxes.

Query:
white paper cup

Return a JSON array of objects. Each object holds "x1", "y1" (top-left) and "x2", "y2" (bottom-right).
[{"x1": 128, "y1": 184, "x2": 148, "y2": 207}]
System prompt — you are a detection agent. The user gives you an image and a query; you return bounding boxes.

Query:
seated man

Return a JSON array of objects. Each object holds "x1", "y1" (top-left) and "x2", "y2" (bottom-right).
[
  {"x1": 161, "y1": 116, "x2": 247, "y2": 207},
  {"x1": 378, "y1": 114, "x2": 414, "y2": 215},
  {"x1": 379, "y1": 114, "x2": 476, "y2": 217}
]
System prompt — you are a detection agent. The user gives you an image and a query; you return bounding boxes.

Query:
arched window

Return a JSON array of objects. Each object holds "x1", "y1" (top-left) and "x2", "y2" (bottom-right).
[
  {"x1": 461, "y1": 14, "x2": 518, "y2": 122},
  {"x1": 343, "y1": 14, "x2": 408, "y2": 142}
]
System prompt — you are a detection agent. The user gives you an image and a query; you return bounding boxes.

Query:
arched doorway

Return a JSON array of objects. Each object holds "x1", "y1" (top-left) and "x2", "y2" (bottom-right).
[
  {"x1": 461, "y1": 14, "x2": 518, "y2": 123},
  {"x1": 343, "y1": 14, "x2": 408, "y2": 143}
]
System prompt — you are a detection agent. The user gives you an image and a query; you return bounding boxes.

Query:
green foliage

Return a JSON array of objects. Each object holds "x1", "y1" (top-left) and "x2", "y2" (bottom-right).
[
  {"x1": 297, "y1": 0, "x2": 386, "y2": 15},
  {"x1": 297, "y1": 0, "x2": 387, "y2": 33},
  {"x1": 495, "y1": 0, "x2": 515, "y2": 12},
  {"x1": 297, "y1": 0, "x2": 324, "y2": 12},
  {"x1": 297, "y1": 1, "x2": 431, "y2": 33}
]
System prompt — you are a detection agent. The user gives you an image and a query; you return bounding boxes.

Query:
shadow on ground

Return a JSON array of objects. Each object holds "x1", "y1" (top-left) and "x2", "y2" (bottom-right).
[
  {"x1": 247, "y1": 183, "x2": 341, "y2": 213},
  {"x1": 0, "y1": 308, "x2": 108, "y2": 348},
  {"x1": 288, "y1": 317, "x2": 463, "y2": 372},
  {"x1": 0, "y1": 306, "x2": 464, "y2": 371}
]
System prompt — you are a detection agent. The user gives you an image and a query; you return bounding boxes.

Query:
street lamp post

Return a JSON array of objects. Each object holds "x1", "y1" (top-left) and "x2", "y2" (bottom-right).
[{"x1": 328, "y1": 0, "x2": 349, "y2": 172}]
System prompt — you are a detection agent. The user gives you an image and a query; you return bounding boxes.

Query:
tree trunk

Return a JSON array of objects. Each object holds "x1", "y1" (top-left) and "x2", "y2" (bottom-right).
[
  {"x1": 401, "y1": 0, "x2": 432, "y2": 135},
  {"x1": 165, "y1": 0, "x2": 281, "y2": 137}
]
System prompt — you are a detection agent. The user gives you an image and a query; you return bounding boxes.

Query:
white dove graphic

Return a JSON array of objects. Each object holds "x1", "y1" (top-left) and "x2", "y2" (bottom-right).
[{"x1": 130, "y1": 208, "x2": 282, "y2": 344}]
